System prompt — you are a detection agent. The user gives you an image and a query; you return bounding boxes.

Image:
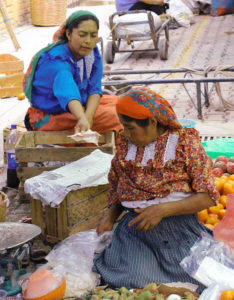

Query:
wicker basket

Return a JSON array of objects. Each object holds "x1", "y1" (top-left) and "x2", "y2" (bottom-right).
[
  {"x1": 30, "y1": 0, "x2": 67, "y2": 26},
  {"x1": 0, "y1": 191, "x2": 7, "y2": 222}
]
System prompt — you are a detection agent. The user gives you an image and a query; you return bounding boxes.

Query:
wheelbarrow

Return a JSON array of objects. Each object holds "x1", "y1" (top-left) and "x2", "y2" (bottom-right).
[{"x1": 105, "y1": 9, "x2": 170, "y2": 64}]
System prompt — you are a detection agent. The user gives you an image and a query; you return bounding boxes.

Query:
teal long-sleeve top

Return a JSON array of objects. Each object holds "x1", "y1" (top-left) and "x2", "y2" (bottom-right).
[{"x1": 31, "y1": 43, "x2": 103, "y2": 114}]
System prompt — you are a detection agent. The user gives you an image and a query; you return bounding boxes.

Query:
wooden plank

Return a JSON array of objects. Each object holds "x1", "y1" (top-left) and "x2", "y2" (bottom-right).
[
  {"x1": 24, "y1": 132, "x2": 35, "y2": 148},
  {"x1": 67, "y1": 185, "x2": 109, "y2": 203},
  {"x1": 33, "y1": 131, "x2": 75, "y2": 145},
  {"x1": 57, "y1": 199, "x2": 68, "y2": 240},
  {"x1": 15, "y1": 147, "x2": 108, "y2": 162},
  {"x1": 15, "y1": 134, "x2": 26, "y2": 148},
  {"x1": 67, "y1": 186, "x2": 109, "y2": 226},
  {"x1": 30, "y1": 197, "x2": 45, "y2": 236},
  {"x1": 33, "y1": 131, "x2": 111, "y2": 145},
  {"x1": 45, "y1": 206, "x2": 57, "y2": 238},
  {"x1": 0, "y1": 86, "x2": 23, "y2": 98},
  {"x1": 17, "y1": 166, "x2": 56, "y2": 181},
  {"x1": 69, "y1": 208, "x2": 108, "y2": 236},
  {"x1": 0, "y1": 72, "x2": 24, "y2": 87},
  {"x1": 0, "y1": 55, "x2": 24, "y2": 73}
]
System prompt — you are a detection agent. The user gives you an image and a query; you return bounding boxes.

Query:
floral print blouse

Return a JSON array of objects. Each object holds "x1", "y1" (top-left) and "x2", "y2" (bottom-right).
[{"x1": 107, "y1": 128, "x2": 219, "y2": 206}]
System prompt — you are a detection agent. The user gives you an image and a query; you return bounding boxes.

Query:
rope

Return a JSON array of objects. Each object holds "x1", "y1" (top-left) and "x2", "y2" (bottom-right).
[
  {"x1": 213, "y1": 65, "x2": 234, "y2": 111},
  {"x1": 183, "y1": 65, "x2": 234, "y2": 111}
]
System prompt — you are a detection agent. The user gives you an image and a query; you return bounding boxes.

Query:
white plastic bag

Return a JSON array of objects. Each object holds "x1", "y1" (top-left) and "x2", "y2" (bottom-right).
[
  {"x1": 166, "y1": 0, "x2": 194, "y2": 27},
  {"x1": 44, "y1": 229, "x2": 113, "y2": 297},
  {"x1": 199, "y1": 283, "x2": 234, "y2": 300},
  {"x1": 180, "y1": 233, "x2": 234, "y2": 299}
]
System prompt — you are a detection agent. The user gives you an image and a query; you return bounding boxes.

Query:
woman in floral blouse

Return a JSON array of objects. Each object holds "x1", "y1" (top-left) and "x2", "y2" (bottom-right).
[{"x1": 94, "y1": 87, "x2": 219, "y2": 293}]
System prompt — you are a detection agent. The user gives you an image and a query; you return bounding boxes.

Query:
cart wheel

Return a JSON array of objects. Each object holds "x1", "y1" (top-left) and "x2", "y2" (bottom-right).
[
  {"x1": 105, "y1": 41, "x2": 115, "y2": 64},
  {"x1": 158, "y1": 37, "x2": 169, "y2": 60}
]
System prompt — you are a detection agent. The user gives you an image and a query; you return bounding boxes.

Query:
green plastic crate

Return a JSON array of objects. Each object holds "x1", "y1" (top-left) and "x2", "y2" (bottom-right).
[{"x1": 201, "y1": 138, "x2": 234, "y2": 160}]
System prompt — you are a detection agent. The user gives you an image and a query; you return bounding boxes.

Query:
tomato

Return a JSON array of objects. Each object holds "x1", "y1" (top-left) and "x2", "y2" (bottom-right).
[
  {"x1": 197, "y1": 209, "x2": 208, "y2": 223},
  {"x1": 223, "y1": 180, "x2": 234, "y2": 195},
  {"x1": 220, "y1": 290, "x2": 234, "y2": 300}
]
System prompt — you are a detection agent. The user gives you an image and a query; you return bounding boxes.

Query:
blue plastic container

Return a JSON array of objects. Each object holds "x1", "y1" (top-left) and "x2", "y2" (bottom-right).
[{"x1": 178, "y1": 118, "x2": 197, "y2": 128}]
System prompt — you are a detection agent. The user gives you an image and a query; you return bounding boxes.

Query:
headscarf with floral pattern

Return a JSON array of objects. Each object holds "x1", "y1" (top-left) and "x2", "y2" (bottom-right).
[{"x1": 116, "y1": 87, "x2": 182, "y2": 129}]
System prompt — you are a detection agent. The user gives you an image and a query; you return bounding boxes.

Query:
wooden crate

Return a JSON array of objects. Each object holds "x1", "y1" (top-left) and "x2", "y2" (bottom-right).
[
  {"x1": 3, "y1": 122, "x2": 27, "y2": 164},
  {"x1": 15, "y1": 130, "x2": 115, "y2": 184},
  {"x1": 0, "y1": 54, "x2": 24, "y2": 98},
  {"x1": 30, "y1": 184, "x2": 109, "y2": 243}
]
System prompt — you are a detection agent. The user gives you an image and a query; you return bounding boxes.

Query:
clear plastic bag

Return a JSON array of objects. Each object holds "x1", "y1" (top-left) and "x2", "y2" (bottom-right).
[
  {"x1": 180, "y1": 233, "x2": 234, "y2": 299},
  {"x1": 44, "y1": 229, "x2": 113, "y2": 297},
  {"x1": 198, "y1": 283, "x2": 234, "y2": 300},
  {"x1": 213, "y1": 194, "x2": 234, "y2": 249}
]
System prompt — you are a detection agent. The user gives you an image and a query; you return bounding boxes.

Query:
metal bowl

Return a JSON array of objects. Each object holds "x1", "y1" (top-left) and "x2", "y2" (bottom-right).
[{"x1": 0, "y1": 222, "x2": 41, "y2": 251}]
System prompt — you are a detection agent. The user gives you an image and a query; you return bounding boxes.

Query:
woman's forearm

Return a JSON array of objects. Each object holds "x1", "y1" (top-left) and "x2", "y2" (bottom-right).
[
  {"x1": 161, "y1": 192, "x2": 214, "y2": 218},
  {"x1": 85, "y1": 94, "x2": 100, "y2": 120},
  {"x1": 68, "y1": 100, "x2": 86, "y2": 120},
  {"x1": 141, "y1": 0, "x2": 164, "y2": 5},
  {"x1": 108, "y1": 202, "x2": 124, "y2": 223}
]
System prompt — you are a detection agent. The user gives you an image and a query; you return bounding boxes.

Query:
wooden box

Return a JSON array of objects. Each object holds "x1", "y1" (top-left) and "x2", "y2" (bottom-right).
[
  {"x1": 0, "y1": 54, "x2": 24, "y2": 98},
  {"x1": 30, "y1": 184, "x2": 109, "y2": 243},
  {"x1": 15, "y1": 130, "x2": 115, "y2": 185}
]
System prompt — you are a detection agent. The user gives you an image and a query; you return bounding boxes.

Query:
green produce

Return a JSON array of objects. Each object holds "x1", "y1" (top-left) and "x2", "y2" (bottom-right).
[{"x1": 137, "y1": 290, "x2": 153, "y2": 300}]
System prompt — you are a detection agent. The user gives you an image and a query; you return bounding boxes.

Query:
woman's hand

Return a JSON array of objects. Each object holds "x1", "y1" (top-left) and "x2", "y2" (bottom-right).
[
  {"x1": 97, "y1": 203, "x2": 124, "y2": 235},
  {"x1": 128, "y1": 193, "x2": 214, "y2": 232},
  {"x1": 128, "y1": 204, "x2": 164, "y2": 231},
  {"x1": 75, "y1": 115, "x2": 90, "y2": 132},
  {"x1": 97, "y1": 215, "x2": 115, "y2": 235}
]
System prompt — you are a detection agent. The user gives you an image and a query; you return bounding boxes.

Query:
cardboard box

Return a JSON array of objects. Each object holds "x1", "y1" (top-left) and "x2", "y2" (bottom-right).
[{"x1": 0, "y1": 54, "x2": 24, "y2": 98}]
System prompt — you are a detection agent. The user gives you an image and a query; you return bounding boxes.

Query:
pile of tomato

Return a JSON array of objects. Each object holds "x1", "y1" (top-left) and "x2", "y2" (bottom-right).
[{"x1": 197, "y1": 155, "x2": 234, "y2": 230}]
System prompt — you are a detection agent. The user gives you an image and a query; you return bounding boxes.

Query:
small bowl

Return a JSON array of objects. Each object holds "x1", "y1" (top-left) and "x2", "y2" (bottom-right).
[
  {"x1": 179, "y1": 118, "x2": 197, "y2": 128},
  {"x1": 23, "y1": 277, "x2": 66, "y2": 300}
]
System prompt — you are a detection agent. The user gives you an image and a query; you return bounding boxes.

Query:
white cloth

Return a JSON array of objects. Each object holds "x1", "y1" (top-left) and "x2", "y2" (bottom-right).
[
  {"x1": 122, "y1": 192, "x2": 193, "y2": 209},
  {"x1": 68, "y1": 130, "x2": 101, "y2": 146}
]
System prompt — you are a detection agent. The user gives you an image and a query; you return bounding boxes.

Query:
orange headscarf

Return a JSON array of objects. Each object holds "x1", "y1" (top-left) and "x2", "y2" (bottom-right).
[{"x1": 116, "y1": 87, "x2": 182, "y2": 129}]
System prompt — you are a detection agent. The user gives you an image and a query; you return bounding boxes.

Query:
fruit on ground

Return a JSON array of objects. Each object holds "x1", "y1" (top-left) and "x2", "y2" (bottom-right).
[{"x1": 17, "y1": 92, "x2": 26, "y2": 100}]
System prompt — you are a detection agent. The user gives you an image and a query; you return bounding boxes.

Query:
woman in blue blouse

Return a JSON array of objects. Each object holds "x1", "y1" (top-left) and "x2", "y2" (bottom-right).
[{"x1": 24, "y1": 10, "x2": 122, "y2": 133}]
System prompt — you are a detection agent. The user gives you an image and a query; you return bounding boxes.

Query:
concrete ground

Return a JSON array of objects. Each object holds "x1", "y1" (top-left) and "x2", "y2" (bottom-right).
[{"x1": 0, "y1": 2, "x2": 234, "y2": 221}]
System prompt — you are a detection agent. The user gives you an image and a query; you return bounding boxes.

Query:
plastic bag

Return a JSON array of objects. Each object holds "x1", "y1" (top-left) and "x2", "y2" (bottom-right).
[
  {"x1": 199, "y1": 283, "x2": 234, "y2": 300},
  {"x1": 213, "y1": 194, "x2": 234, "y2": 249},
  {"x1": 44, "y1": 229, "x2": 113, "y2": 297},
  {"x1": 180, "y1": 233, "x2": 234, "y2": 298},
  {"x1": 166, "y1": 0, "x2": 194, "y2": 27}
]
